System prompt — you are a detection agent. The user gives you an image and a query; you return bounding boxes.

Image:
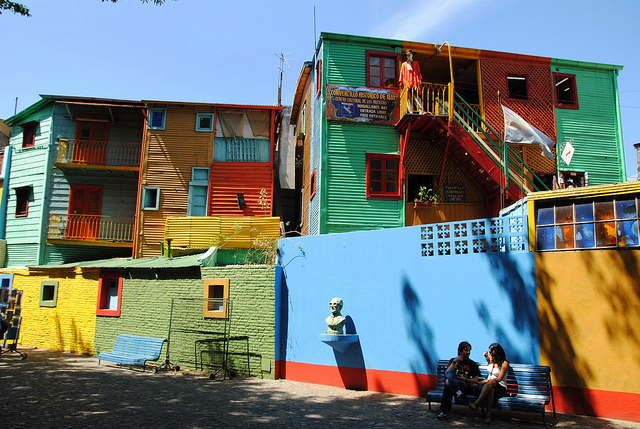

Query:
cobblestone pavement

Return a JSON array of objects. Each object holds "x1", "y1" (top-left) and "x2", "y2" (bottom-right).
[{"x1": 1, "y1": 348, "x2": 639, "y2": 429}]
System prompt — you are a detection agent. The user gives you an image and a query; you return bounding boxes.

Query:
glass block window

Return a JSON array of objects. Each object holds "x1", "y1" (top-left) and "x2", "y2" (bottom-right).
[{"x1": 536, "y1": 197, "x2": 640, "y2": 251}]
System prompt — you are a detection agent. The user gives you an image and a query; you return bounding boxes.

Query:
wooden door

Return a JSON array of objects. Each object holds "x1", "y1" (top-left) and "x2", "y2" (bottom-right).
[
  {"x1": 67, "y1": 185, "x2": 103, "y2": 240},
  {"x1": 74, "y1": 119, "x2": 109, "y2": 165}
]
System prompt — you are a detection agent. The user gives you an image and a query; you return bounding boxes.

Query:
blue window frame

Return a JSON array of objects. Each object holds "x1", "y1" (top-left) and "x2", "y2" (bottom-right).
[
  {"x1": 148, "y1": 108, "x2": 166, "y2": 130},
  {"x1": 188, "y1": 167, "x2": 209, "y2": 216},
  {"x1": 142, "y1": 187, "x2": 160, "y2": 210},
  {"x1": 196, "y1": 113, "x2": 214, "y2": 132}
]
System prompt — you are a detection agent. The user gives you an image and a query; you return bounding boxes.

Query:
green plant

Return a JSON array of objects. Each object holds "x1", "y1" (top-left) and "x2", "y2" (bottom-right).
[
  {"x1": 258, "y1": 187, "x2": 271, "y2": 216},
  {"x1": 416, "y1": 186, "x2": 439, "y2": 202}
]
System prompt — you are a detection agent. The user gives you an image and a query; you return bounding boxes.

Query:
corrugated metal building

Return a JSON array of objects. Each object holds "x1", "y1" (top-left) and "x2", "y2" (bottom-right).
[
  {"x1": 136, "y1": 101, "x2": 283, "y2": 258},
  {"x1": 290, "y1": 32, "x2": 626, "y2": 236}
]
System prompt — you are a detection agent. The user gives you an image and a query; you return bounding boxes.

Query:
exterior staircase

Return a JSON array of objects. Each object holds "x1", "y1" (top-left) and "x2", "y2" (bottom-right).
[{"x1": 398, "y1": 90, "x2": 549, "y2": 211}]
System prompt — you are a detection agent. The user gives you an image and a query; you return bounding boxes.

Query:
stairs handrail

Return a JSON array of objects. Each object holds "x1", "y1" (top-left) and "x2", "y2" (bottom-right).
[{"x1": 452, "y1": 93, "x2": 551, "y2": 192}]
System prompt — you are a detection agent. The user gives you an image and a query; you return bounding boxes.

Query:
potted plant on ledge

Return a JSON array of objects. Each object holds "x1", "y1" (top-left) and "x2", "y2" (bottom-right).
[{"x1": 414, "y1": 186, "x2": 439, "y2": 208}]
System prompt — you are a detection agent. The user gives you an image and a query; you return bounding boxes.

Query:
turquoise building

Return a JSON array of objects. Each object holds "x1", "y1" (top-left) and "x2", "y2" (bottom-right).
[{"x1": 3, "y1": 95, "x2": 146, "y2": 267}]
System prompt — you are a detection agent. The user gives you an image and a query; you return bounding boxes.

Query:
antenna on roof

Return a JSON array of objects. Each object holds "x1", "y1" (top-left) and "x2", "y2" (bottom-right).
[
  {"x1": 274, "y1": 52, "x2": 290, "y2": 106},
  {"x1": 314, "y1": 6, "x2": 317, "y2": 51}
]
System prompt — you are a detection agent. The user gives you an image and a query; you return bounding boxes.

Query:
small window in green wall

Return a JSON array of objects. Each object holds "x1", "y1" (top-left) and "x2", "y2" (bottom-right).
[{"x1": 40, "y1": 280, "x2": 58, "y2": 307}]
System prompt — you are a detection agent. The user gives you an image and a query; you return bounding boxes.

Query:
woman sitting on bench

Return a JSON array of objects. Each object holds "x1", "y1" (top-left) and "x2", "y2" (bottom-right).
[{"x1": 469, "y1": 343, "x2": 509, "y2": 424}]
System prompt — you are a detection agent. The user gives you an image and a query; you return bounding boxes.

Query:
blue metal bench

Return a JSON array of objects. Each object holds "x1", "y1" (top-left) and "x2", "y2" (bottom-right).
[
  {"x1": 426, "y1": 359, "x2": 556, "y2": 425},
  {"x1": 98, "y1": 334, "x2": 167, "y2": 372}
]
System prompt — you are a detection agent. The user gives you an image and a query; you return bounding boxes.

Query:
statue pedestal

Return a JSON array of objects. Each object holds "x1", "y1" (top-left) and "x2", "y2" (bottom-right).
[{"x1": 319, "y1": 333, "x2": 358, "y2": 353}]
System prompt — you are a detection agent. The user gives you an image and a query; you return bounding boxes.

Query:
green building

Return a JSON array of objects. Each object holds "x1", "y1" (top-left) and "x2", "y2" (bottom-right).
[{"x1": 290, "y1": 32, "x2": 625, "y2": 235}]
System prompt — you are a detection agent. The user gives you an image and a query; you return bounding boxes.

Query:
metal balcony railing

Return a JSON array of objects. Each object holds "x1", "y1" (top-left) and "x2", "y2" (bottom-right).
[
  {"x1": 399, "y1": 82, "x2": 481, "y2": 132},
  {"x1": 57, "y1": 138, "x2": 141, "y2": 167},
  {"x1": 48, "y1": 213, "x2": 134, "y2": 243}
]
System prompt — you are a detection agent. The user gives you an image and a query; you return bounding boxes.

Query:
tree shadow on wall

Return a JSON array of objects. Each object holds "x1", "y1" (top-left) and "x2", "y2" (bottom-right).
[
  {"x1": 482, "y1": 252, "x2": 539, "y2": 363},
  {"x1": 487, "y1": 250, "x2": 594, "y2": 416},
  {"x1": 536, "y1": 249, "x2": 640, "y2": 416},
  {"x1": 400, "y1": 275, "x2": 437, "y2": 396},
  {"x1": 575, "y1": 250, "x2": 640, "y2": 367}
]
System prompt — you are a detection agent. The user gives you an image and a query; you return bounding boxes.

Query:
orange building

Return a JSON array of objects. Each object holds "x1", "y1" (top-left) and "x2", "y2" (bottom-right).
[{"x1": 135, "y1": 101, "x2": 282, "y2": 258}]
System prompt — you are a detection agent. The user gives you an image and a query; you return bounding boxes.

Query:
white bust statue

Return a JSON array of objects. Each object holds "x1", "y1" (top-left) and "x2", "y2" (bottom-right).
[{"x1": 325, "y1": 297, "x2": 346, "y2": 334}]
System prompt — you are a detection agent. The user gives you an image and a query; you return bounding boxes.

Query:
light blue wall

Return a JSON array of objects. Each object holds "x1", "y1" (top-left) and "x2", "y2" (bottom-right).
[{"x1": 278, "y1": 216, "x2": 539, "y2": 376}]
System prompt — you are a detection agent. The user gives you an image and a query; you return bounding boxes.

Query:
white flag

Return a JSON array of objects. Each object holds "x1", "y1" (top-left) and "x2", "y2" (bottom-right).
[{"x1": 502, "y1": 105, "x2": 555, "y2": 159}]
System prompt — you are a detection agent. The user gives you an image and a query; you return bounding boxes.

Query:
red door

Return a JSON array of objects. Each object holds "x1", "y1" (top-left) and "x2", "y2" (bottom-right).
[
  {"x1": 74, "y1": 119, "x2": 109, "y2": 165},
  {"x1": 67, "y1": 185, "x2": 103, "y2": 240}
]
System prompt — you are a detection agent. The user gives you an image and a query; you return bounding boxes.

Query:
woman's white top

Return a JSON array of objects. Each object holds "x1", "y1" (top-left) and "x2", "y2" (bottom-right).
[{"x1": 485, "y1": 363, "x2": 507, "y2": 389}]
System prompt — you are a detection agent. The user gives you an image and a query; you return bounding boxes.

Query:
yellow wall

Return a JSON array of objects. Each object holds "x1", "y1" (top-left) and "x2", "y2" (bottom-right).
[
  {"x1": 2, "y1": 268, "x2": 100, "y2": 354},
  {"x1": 536, "y1": 249, "x2": 640, "y2": 394}
]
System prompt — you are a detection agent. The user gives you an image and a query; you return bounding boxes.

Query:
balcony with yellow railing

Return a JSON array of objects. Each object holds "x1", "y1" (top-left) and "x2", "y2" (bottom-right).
[
  {"x1": 47, "y1": 213, "x2": 135, "y2": 247},
  {"x1": 56, "y1": 138, "x2": 141, "y2": 170},
  {"x1": 399, "y1": 82, "x2": 481, "y2": 132}
]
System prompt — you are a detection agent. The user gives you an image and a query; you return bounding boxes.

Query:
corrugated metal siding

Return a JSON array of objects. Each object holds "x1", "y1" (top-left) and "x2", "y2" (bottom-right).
[
  {"x1": 43, "y1": 104, "x2": 142, "y2": 264},
  {"x1": 326, "y1": 122, "x2": 402, "y2": 233},
  {"x1": 138, "y1": 104, "x2": 275, "y2": 257},
  {"x1": 42, "y1": 244, "x2": 131, "y2": 266},
  {"x1": 5, "y1": 107, "x2": 53, "y2": 267},
  {"x1": 138, "y1": 104, "x2": 214, "y2": 258},
  {"x1": 43, "y1": 172, "x2": 138, "y2": 265},
  {"x1": 320, "y1": 40, "x2": 402, "y2": 234},
  {"x1": 308, "y1": 72, "x2": 322, "y2": 236},
  {"x1": 209, "y1": 162, "x2": 273, "y2": 217},
  {"x1": 553, "y1": 63, "x2": 624, "y2": 185},
  {"x1": 299, "y1": 62, "x2": 315, "y2": 236},
  {"x1": 165, "y1": 216, "x2": 280, "y2": 248},
  {"x1": 6, "y1": 244, "x2": 39, "y2": 267},
  {"x1": 306, "y1": 46, "x2": 325, "y2": 236},
  {"x1": 325, "y1": 39, "x2": 400, "y2": 87}
]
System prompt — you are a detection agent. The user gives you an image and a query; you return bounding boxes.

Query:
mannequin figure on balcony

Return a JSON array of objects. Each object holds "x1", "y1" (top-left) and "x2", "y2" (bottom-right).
[{"x1": 400, "y1": 50, "x2": 423, "y2": 114}]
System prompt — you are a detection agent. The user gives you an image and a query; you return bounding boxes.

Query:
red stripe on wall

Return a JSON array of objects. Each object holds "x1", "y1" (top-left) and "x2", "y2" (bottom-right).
[
  {"x1": 553, "y1": 385, "x2": 640, "y2": 422},
  {"x1": 277, "y1": 361, "x2": 436, "y2": 397}
]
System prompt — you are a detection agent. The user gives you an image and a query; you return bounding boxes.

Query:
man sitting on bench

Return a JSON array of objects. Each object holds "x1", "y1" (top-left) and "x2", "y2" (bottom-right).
[{"x1": 437, "y1": 341, "x2": 481, "y2": 420}]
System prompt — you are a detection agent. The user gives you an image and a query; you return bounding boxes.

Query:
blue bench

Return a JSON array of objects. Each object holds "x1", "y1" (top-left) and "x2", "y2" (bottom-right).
[
  {"x1": 98, "y1": 334, "x2": 166, "y2": 372},
  {"x1": 427, "y1": 359, "x2": 556, "y2": 425}
]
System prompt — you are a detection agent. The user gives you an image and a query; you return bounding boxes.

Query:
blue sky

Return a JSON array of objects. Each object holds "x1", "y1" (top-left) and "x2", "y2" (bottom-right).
[{"x1": 2, "y1": 0, "x2": 639, "y2": 177}]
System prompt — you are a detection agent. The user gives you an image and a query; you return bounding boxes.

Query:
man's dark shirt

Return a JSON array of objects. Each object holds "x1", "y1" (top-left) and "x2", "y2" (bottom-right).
[{"x1": 449, "y1": 357, "x2": 481, "y2": 379}]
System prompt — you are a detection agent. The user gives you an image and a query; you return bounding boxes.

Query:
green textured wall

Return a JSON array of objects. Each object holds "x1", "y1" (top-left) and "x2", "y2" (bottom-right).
[
  {"x1": 5, "y1": 104, "x2": 53, "y2": 267},
  {"x1": 552, "y1": 59, "x2": 625, "y2": 185},
  {"x1": 322, "y1": 35, "x2": 404, "y2": 233},
  {"x1": 326, "y1": 122, "x2": 403, "y2": 233},
  {"x1": 94, "y1": 265, "x2": 276, "y2": 378}
]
